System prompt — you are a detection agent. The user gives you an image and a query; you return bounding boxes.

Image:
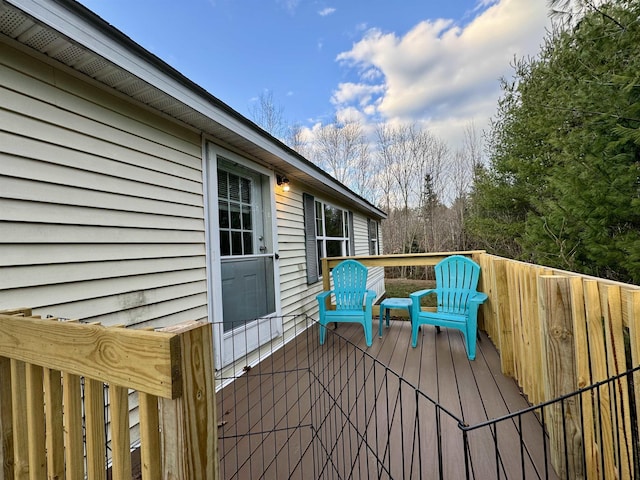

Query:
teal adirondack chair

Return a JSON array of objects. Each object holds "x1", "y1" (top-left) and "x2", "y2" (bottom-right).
[
  {"x1": 409, "y1": 255, "x2": 487, "y2": 360},
  {"x1": 316, "y1": 259, "x2": 375, "y2": 347}
]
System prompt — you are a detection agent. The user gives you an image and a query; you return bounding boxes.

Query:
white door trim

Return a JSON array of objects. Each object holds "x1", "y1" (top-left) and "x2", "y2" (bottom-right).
[{"x1": 204, "y1": 142, "x2": 282, "y2": 369}]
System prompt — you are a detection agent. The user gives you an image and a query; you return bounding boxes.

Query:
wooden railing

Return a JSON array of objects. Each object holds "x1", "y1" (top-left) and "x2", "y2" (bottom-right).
[
  {"x1": 320, "y1": 250, "x2": 485, "y2": 316},
  {"x1": 321, "y1": 251, "x2": 640, "y2": 479},
  {"x1": 477, "y1": 253, "x2": 640, "y2": 479},
  {"x1": 0, "y1": 308, "x2": 218, "y2": 480},
  {"x1": 4, "y1": 252, "x2": 639, "y2": 479}
]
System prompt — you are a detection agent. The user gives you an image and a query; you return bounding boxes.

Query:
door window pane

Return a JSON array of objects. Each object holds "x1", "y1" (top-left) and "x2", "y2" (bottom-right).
[
  {"x1": 219, "y1": 201, "x2": 229, "y2": 229},
  {"x1": 242, "y1": 206, "x2": 252, "y2": 229},
  {"x1": 229, "y1": 174, "x2": 240, "y2": 201},
  {"x1": 243, "y1": 232, "x2": 252, "y2": 254},
  {"x1": 241, "y1": 178, "x2": 251, "y2": 203},
  {"x1": 231, "y1": 232, "x2": 242, "y2": 255},
  {"x1": 218, "y1": 167, "x2": 255, "y2": 257},
  {"x1": 230, "y1": 203, "x2": 241, "y2": 229},
  {"x1": 218, "y1": 170, "x2": 228, "y2": 198},
  {"x1": 220, "y1": 231, "x2": 230, "y2": 256}
]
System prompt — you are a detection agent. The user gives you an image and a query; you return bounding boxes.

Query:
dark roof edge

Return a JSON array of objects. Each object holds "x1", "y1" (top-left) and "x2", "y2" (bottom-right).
[{"x1": 42, "y1": 0, "x2": 386, "y2": 218}]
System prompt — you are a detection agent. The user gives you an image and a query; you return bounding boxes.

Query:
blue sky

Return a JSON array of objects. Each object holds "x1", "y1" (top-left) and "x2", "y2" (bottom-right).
[{"x1": 77, "y1": 0, "x2": 551, "y2": 152}]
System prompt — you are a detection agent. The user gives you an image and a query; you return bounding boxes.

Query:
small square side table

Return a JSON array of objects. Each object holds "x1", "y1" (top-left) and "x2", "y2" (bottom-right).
[{"x1": 379, "y1": 297, "x2": 413, "y2": 337}]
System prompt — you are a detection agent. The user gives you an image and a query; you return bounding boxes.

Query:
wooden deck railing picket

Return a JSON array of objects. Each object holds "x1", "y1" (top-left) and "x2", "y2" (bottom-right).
[
  {"x1": 478, "y1": 253, "x2": 640, "y2": 480},
  {"x1": 0, "y1": 308, "x2": 218, "y2": 480},
  {"x1": 2, "y1": 251, "x2": 639, "y2": 479},
  {"x1": 322, "y1": 251, "x2": 640, "y2": 479}
]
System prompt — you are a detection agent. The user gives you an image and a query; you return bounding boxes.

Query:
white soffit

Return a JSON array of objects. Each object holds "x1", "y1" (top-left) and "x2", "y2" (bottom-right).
[{"x1": 1, "y1": 0, "x2": 386, "y2": 218}]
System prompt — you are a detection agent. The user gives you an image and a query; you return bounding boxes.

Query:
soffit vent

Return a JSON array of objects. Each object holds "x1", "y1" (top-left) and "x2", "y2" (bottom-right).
[
  {"x1": 51, "y1": 43, "x2": 86, "y2": 65},
  {"x1": 20, "y1": 24, "x2": 57, "y2": 51},
  {"x1": 0, "y1": 4, "x2": 34, "y2": 38},
  {"x1": 0, "y1": 3, "x2": 218, "y2": 132},
  {"x1": 0, "y1": 2, "x2": 369, "y2": 214}
]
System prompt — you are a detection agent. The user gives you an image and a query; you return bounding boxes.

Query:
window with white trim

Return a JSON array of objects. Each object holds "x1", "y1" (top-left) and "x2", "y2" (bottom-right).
[
  {"x1": 315, "y1": 200, "x2": 350, "y2": 275},
  {"x1": 303, "y1": 193, "x2": 354, "y2": 284},
  {"x1": 368, "y1": 219, "x2": 379, "y2": 255}
]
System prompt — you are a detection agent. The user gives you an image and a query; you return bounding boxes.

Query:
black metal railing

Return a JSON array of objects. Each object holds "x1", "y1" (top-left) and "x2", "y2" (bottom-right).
[
  {"x1": 216, "y1": 316, "x2": 639, "y2": 479},
  {"x1": 460, "y1": 365, "x2": 640, "y2": 480}
]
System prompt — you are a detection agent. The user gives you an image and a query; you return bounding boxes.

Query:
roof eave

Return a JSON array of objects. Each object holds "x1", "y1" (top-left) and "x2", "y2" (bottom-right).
[{"x1": 4, "y1": 0, "x2": 386, "y2": 219}]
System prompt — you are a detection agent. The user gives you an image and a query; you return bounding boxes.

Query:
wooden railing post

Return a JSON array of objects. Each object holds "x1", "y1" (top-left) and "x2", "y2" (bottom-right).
[
  {"x1": 602, "y1": 285, "x2": 633, "y2": 479},
  {"x1": 492, "y1": 258, "x2": 514, "y2": 377},
  {"x1": 159, "y1": 321, "x2": 218, "y2": 479},
  {"x1": 538, "y1": 275, "x2": 584, "y2": 479},
  {"x1": 321, "y1": 257, "x2": 330, "y2": 292},
  {"x1": 0, "y1": 356, "x2": 13, "y2": 480},
  {"x1": 10, "y1": 360, "x2": 28, "y2": 479},
  {"x1": 583, "y1": 280, "x2": 616, "y2": 478},
  {"x1": 0, "y1": 308, "x2": 31, "y2": 480},
  {"x1": 320, "y1": 257, "x2": 333, "y2": 313},
  {"x1": 628, "y1": 290, "x2": 640, "y2": 471},
  {"x1": 569, "y1": 277, "x2": 598, "y2": 477}
]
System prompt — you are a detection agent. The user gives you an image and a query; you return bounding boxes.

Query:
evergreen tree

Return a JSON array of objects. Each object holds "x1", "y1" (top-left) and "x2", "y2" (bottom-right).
[{"x1": 468, "y1": 0, "x2": 640, "y2": 282}]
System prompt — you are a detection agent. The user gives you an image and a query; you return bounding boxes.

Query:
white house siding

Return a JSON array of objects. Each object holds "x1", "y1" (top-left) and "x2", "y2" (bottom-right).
[
  {"x1": 276, "y1": 185, "x2": 384, "y2": 331},
  {"x1": 216, "y1": 183, "x2": 385, "y2": 389},
  {"x1": 352, "y1": 215, "x2": 386, "y2": 298},
  {"x1": 275, "y1": 189, "x2": 310, "y2": 314},
  {"x1": 0, "y1": 40, "x2": 207, "y2": 328}
]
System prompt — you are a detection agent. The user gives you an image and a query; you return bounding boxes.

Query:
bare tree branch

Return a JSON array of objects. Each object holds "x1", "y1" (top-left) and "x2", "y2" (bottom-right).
[{"x1": 248, "y1": 90, "x2": 287, "y2": 139}]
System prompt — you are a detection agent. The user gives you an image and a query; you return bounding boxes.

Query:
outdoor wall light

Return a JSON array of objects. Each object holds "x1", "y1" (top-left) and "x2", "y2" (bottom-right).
[{"x1": 276, "y1": 174, "x2": 290, "y2": 192}]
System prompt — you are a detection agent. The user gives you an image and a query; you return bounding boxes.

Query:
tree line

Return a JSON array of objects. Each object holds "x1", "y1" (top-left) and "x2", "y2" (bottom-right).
[
  {"x1": 251, "y1": 0, "x2": 640, "y2": 284},
  {"x1": 250, "y1": 95, "x2": 480, "y2": 265},
  {"x1": 469, "y1": 0, "x2": 640, "y2": 284}
]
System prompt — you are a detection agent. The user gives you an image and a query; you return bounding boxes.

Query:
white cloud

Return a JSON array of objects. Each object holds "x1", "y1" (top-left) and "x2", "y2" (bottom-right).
[
  {"x1": 333, "y1": 0, "x2": 550, "y2": 147},
  {"x1": 335, "y1": 106, "x2": 367, "y2": 124},
  {"x1": 331, "y1": 82, "x2": 385, "y2": 108},
  {"x1": 318, "y1": 7, "x2": 336, "y2": 17},
  {"x1": 277, "y1": 0, "x2": 300, "y2": 14},
  {"x1": 361, "y1": 67, "x2": 383, "y2": 82},
  {"x1": 475, "y1": 0, "x2": 499, "y2": 9}
]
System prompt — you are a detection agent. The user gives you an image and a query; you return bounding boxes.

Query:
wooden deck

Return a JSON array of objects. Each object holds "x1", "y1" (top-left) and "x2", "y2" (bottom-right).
[{"x1": 216, "y1": 318, "x2": 558, "y2": 479}]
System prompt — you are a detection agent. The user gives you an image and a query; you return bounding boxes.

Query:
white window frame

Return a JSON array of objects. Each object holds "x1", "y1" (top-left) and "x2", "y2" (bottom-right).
[
  {"x1": 315, "y1": 199, "x2": 350, "y2": 277},
  {"x1": 368, "y1": 219, "x2": 379, "y2": 255}
]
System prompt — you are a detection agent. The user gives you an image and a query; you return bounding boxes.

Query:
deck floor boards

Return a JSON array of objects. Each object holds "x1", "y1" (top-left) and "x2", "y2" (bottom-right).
[{"x1": 217, "y1": 318, "x2": 558, "y2": 479}]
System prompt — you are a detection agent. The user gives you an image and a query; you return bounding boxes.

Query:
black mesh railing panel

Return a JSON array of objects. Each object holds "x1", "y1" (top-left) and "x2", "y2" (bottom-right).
[{"x1": 216, "y1": 316, "x2": 639, "y2": 480}]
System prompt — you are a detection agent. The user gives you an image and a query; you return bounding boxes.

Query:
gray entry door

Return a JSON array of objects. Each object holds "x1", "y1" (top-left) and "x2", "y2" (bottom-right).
[{"x1": 216, "y1": 159, "x2": 279, "y2": 366}]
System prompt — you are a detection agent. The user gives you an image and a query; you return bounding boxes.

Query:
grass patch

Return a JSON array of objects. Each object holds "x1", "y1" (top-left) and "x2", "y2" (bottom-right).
[
  {"x1": 384, "y1": 278, "x2": 437, "y2": 307},
  {"x1": 384, "y1": 277, "x2": 434, "y2": 297}
]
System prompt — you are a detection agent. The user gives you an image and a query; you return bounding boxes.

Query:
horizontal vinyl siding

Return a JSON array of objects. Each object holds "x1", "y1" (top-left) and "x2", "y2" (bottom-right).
[
  {"x1": 0, "y1": 41, "x2": 207, "y2": 328},
  {"x1": 353, "y1": 215, "x2": 386, "y2": 298},
  {"x1": 275, "y1": 187, "x2": 385, "y2": 326},
  {"x1": 352, "y1": 215, "x2": 370, "y2": 256},
  {"x1": 275, "y1": 189, "x2": 323, "y2": 320}
]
